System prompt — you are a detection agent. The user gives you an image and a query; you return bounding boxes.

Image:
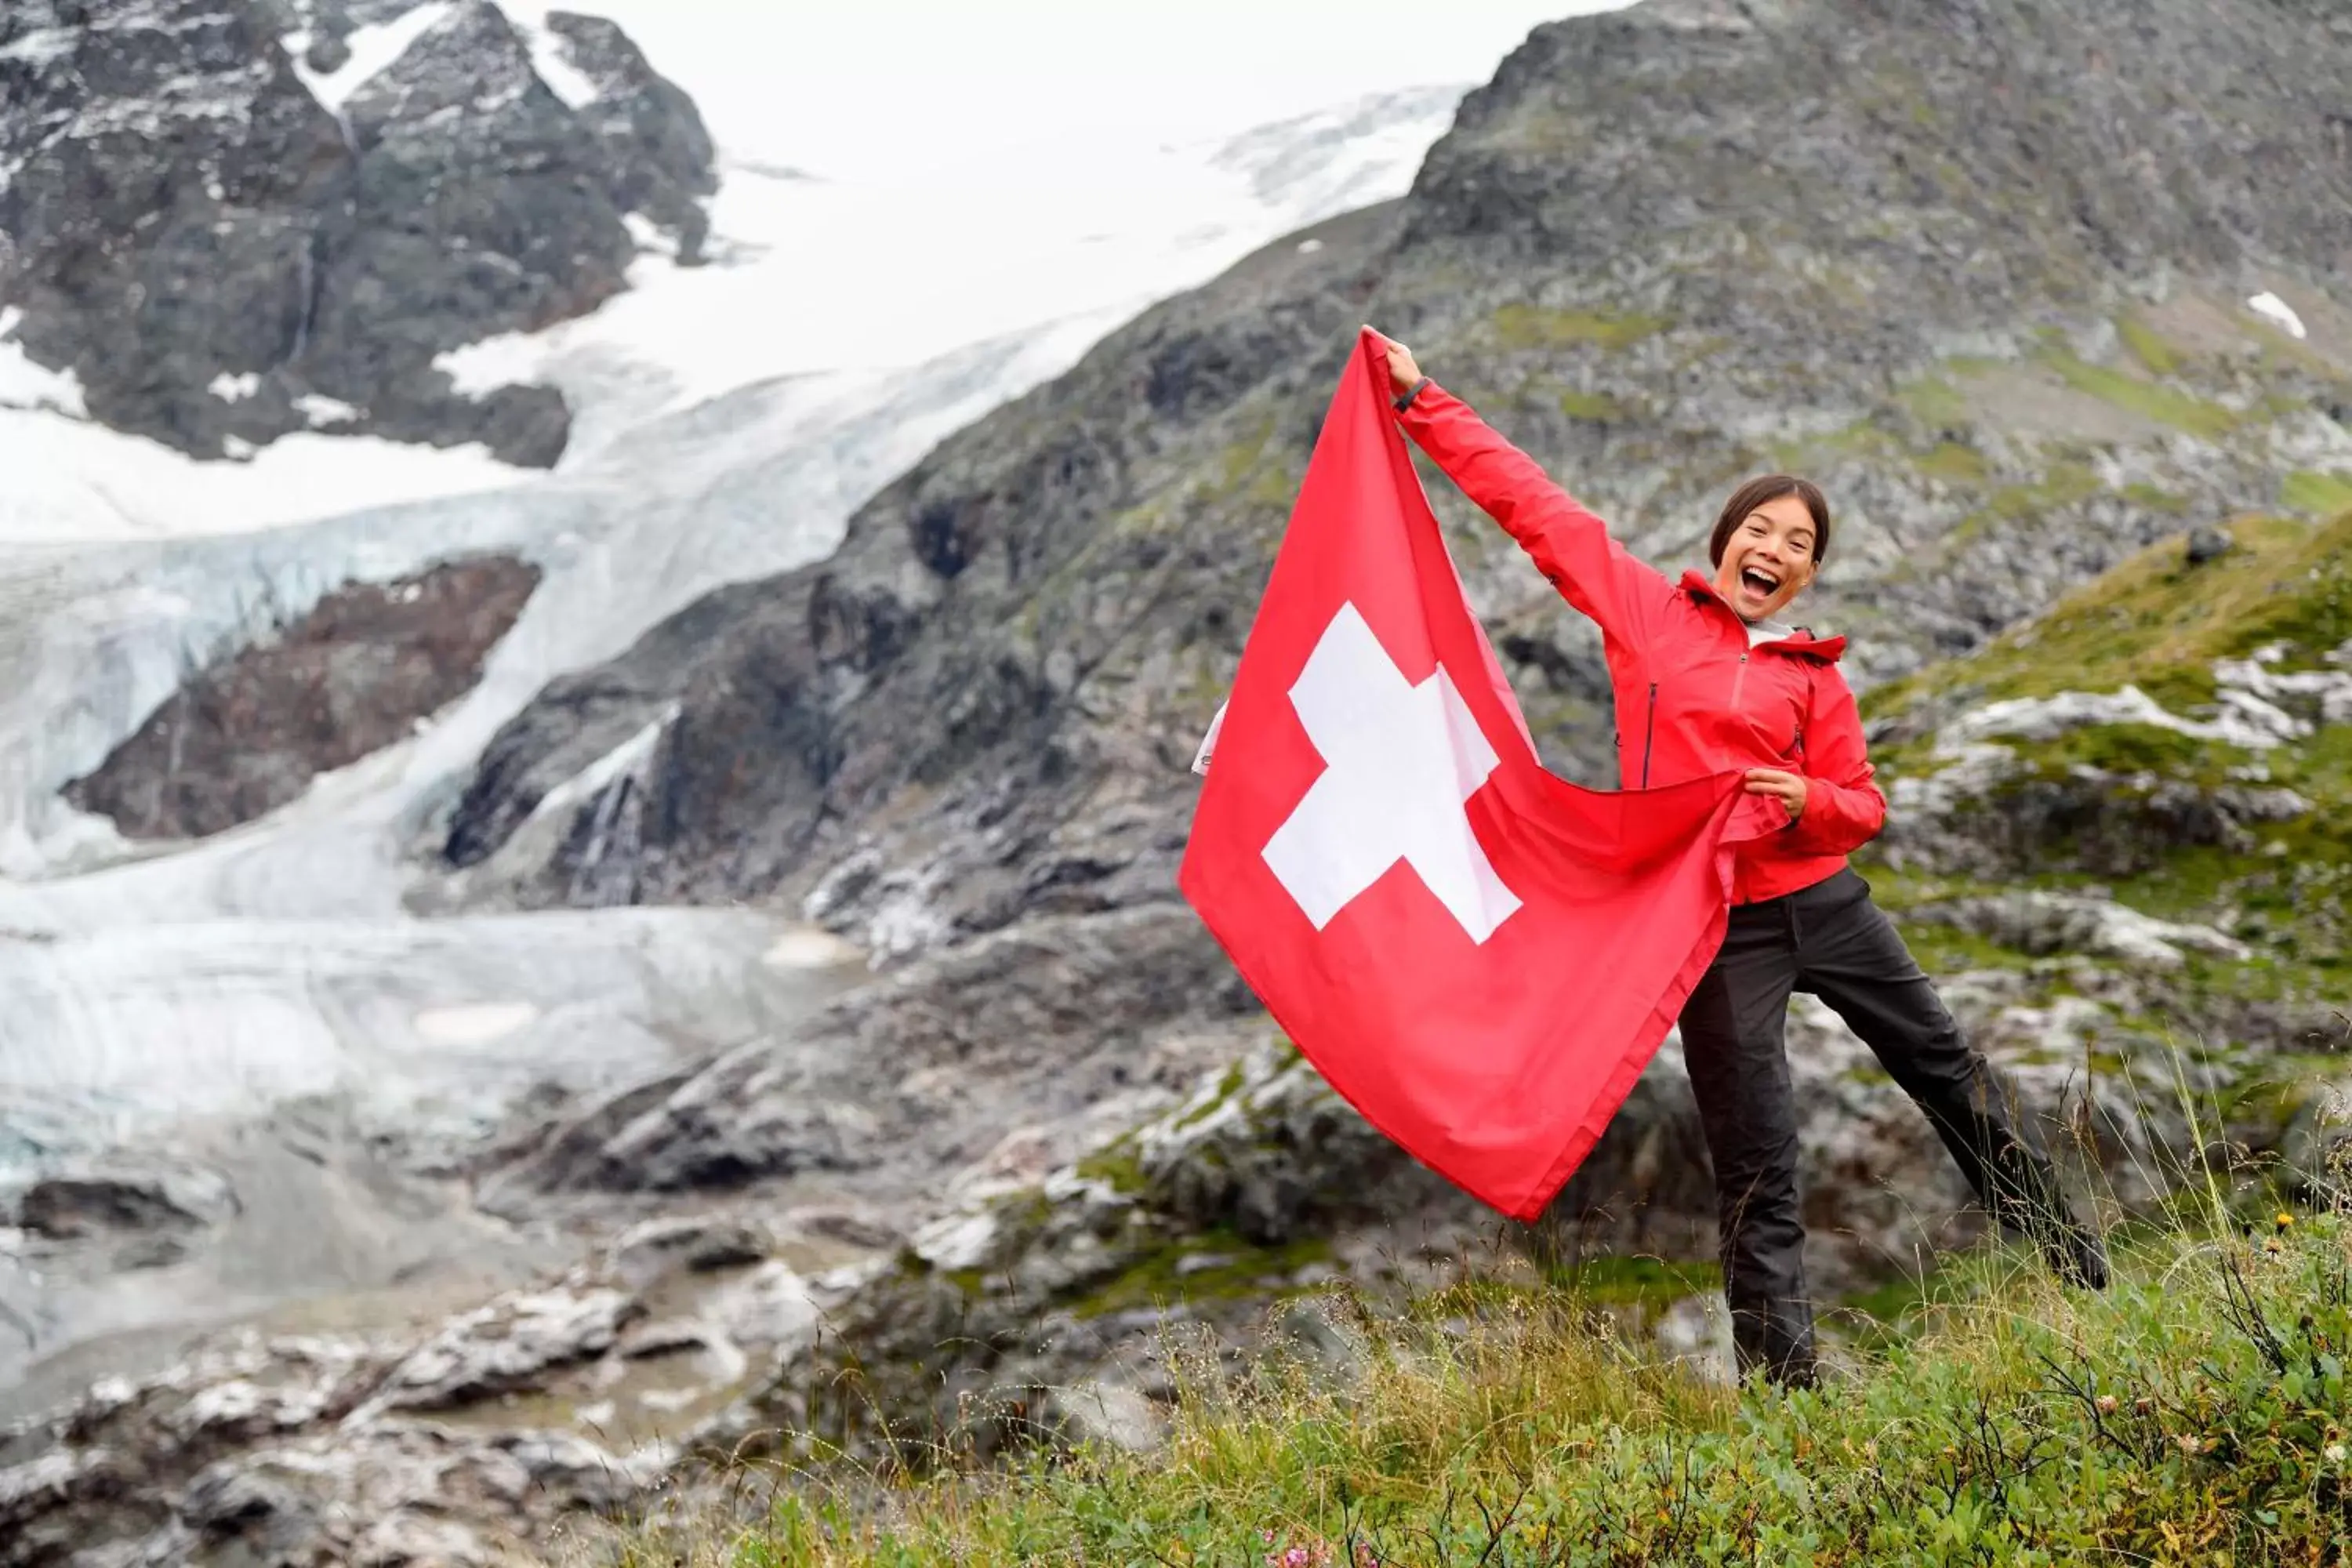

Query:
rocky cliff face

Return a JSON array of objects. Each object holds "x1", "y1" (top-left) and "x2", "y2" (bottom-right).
[
  {"x1": 441, "y1": 0, "x2": 2352, "y2": 929},
  {"x1": 65, "y1": 554, "x2": 539, "y2": 840},
  {"x1": 0, "y1": 0, "x2": 714, "y2": 467}
]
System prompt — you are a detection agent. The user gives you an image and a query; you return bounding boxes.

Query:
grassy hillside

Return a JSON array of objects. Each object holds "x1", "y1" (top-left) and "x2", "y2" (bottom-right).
[
  {"x1": 1860, "y1": 508, "x2": 2352, "y2": 1011},
  {"x1": 603, "y1": 1211, "x2": 2352, "y2": 1566}
]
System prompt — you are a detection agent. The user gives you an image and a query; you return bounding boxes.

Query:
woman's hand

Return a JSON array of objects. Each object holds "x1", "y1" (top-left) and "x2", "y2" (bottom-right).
[
  {"x1": 1745, "y1": 768, "x2": 1809, "y2": 820},
  {"x1": 1366, "y1": 326, "x2": 1423, "y2": 398}
]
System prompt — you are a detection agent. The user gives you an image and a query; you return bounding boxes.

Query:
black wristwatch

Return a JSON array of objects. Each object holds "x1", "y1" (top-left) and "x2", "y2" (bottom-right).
[{"x1": 1393, "y1": 376, "x2": 1432, "y2": 412}]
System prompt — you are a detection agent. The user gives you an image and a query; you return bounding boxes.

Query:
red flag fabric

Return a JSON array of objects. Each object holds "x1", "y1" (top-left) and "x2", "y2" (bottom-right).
[{"x1": 1178, "y1": 329, "x2": 1763, "y2": 1222}]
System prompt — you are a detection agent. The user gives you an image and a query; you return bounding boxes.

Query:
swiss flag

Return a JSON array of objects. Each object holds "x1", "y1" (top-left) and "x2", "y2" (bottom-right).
[{"x1": 1179, "y1": 330, "x2": 1755, "y2": 1222}]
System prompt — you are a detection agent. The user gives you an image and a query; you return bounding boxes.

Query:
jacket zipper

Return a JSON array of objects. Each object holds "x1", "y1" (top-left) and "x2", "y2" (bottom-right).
[
  {"x1": 1639, "y1": 682, "x2": 1657, "y2": 789},
  {"x1": 1731, "y1": 650, "x2": 1749, "y2": 710}
]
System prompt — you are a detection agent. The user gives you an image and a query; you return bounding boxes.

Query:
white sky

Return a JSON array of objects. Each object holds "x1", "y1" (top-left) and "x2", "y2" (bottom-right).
[{"x1": 554, "y1": 2, "x2": 1631, "y2": 180}]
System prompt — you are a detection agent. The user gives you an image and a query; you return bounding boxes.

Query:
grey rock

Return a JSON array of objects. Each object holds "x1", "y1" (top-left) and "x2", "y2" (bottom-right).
[
  {"x1": 0, "y1": 0, "x2": 716, "y2": 465},
  {"x1": 9, "y1": 1160, "x2": 235, "y2": 1241},
  {"x1": 2186, "y1": 524, "x2": 2234, "y2": 564},
  {"x1": 365, "y1": 1285, "x2": 644, "y2": 1414},
  {"x1": 1915, "y1": 891, "x2": 2250, "y2": 968},
  {"x1": 303, "y1": 33, "x2": 352, "y2": 76},
  {"x1": 1035, "y1": 1378, "x2": 1165, "y2": 1455},
  {"x1": 65, "y1": 556, "x2": 541, "y2": 841},
  {"x1": 604, "y1": 1215, "x2": 767, "y2": 1287}
]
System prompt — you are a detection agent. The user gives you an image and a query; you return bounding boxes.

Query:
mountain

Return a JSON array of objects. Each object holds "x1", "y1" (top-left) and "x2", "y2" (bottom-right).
[
  {"x1": 7, "y1": 0, "x2": 2352, "y2": 1561},
  {"x1": 0, "y1": 0, "x2": 713, "y2": 466},
  {"x1": 439, "y1": 0, "x2": 2352, "y2": 931}
]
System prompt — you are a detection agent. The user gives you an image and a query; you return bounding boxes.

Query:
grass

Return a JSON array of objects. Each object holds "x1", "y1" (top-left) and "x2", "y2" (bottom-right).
[
  {"x1": 1488, "y1": 304, "x2": 1668, "y2": 354},
  {"x1": 1864, "y1": 510, "x2": 2352, "y2": 720},
  {"x1": 2285, "y1": 470, "x2": 2352, "y2": 520},
  {"x1": 2117, "y1": 314, "x2": 2183, "y2": 378},
  {"x1": 601, "y1": 1212, "x2": 2352, "y2": 1566},
  {"x1": 1070, "y1": 1230, "x2": 1333, "y2": 1319},
  {"x1": 1555, "y1": 388, "x2": 1627, "y2": 423},
  {"x1": 2039, "y1": 350, "x2": 2241, "y2": 439},
  {"x1": 1857, "y1": 504, "x2": 2352, "y2": 1008}
]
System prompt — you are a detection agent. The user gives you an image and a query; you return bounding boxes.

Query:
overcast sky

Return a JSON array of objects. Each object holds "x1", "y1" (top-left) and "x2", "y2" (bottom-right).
[{"x1": 563, "y1": 2, "x2": 1632, "y2": 181}]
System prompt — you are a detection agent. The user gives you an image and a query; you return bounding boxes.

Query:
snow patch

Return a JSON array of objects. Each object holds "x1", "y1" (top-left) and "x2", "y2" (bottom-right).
[
  {"x1": 0, "y1": 407, "x2": 512, "y2": 542},
  {"x1": 501, "y1": 6, "x2": 601, "y2": 110},
  {"x1": 2248, "y1": 291, "x2": 2308, "y2": 340},
  {"x1": 0, "y1": 309, "x2": 88, "y2": 418},
  {"x1": 518, "y1": 706, "x2": 677, "y2": 834},
  {"x1": 414, "y1": 1001, "x2": 540, "y2": 1045},
  {"x1": 622, "y1": 211, "x2": 680, "y2": 259},
  {"x1": 0, "y1": 27, "x2": 76, "y2": 67},
  {"x1": 209, "y1": 372, "x2": 260, "y2": 404},
  {"x1": 285, "y1": 2, "x2": 456, "y2": 114},
  {"x1": 422, "y1": 85, "x2": 1467, "y2": 462},
  {"x1": 292, "y1": 393, "x2": 361, "y2": 427},
  {"x1": 760, "y1": 928, "x2": 861, "y2": 970}
]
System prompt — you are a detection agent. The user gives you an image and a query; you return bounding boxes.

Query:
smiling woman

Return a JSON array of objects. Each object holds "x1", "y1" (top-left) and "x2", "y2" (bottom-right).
[{"x1": 1370, "y1": 327, "x2": 2110, "y2": 1389}]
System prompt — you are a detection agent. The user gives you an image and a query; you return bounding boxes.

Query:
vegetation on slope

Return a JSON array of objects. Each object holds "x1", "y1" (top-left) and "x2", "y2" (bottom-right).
[{"x1": 605, "y1": 1211, "x2": 2352, "y2": 1566}]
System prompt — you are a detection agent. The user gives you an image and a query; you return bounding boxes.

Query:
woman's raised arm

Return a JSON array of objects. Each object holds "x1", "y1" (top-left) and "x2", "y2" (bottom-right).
[{"x1": 1374, "y1": 332, "x2": 1671, "y2": 648}]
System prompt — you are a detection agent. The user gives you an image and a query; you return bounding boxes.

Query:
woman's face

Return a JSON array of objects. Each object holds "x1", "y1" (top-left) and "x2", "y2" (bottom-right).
[{"x1": 1712, "y1": 493, "x2": 1818, "y2": 622}]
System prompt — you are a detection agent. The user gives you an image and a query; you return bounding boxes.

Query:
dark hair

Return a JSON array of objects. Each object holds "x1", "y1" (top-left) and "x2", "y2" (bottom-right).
[{"x1": 1708, "y1": 474, "x2": 1831, "y2": 566}]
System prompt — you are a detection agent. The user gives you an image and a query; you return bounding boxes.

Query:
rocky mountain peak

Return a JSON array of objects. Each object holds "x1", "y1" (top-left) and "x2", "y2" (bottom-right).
[{"x1": 0, "y1": 0, "x2": 716, "y2": 468}]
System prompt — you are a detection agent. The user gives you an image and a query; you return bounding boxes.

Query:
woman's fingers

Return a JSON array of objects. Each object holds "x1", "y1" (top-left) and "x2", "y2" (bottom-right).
[{"x1": 1365, "y1": 327, "x2": 1421, "y2": 395}]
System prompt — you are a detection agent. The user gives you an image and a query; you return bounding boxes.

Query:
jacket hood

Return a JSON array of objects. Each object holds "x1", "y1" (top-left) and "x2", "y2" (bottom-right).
[{"x1": 1678, "y1": 569, "x2": 1847, "y2": 661}]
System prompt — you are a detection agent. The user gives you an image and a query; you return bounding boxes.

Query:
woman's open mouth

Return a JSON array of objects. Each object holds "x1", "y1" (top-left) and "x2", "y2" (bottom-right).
[{"x1": 1739, "y1": 565, "x2": 1782, "y2": 598}]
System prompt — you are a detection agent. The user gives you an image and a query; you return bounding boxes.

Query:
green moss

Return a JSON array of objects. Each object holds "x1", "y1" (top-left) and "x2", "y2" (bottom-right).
[
  {"x1": 1865, "y1": 510, "x2": 2352, "y2": 723},
  {"x1": 2281, "y1": 469, "x2": 2352, "y2": 520},
  {"x1": 1214, "y1": 415, "x2": 1276, "y2": 493},
  {"x1": 1067, "y1": 1229, "x2": 1330, "y2": 1319},
  {"x1": 2115, "y1": 314, "x2": 2182, "y2": 377},
  {"x1": 1074, "y1": 1146, "x2": 1149, "y2": 1196},
  {"x1": 1889, "y1": 916, "x2": 2038, "y2": 978},
  {"x1": 1488, "y1": 304, "x2": 1666, "y2": 353},
  {"x1": 1914, "y1": 441, "x2": 1988, "y2": 485},
  {"x1": 1555, "y1": 387, "x2": 1627, "y2": 423},
  {"x1": 1171, "y1": 1062, "x2": 1250, "y2": 1132},
  {"x1": 1539, "y1": 1254, "x2": 1722, "y2": 1305},
  {"x1": 2121, "y1": 482, "x2": 2189, "y2": 515},
  {"x1": 2010, "y1": 721, "x2": 2245, "y2": 785},
  {"x1": 2038, "y1": 350, "x2": 2240, "y2": 437}
]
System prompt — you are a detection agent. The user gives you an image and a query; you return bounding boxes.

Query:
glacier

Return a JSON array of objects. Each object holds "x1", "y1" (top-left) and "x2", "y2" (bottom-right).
[{"x1": 0, "y1": 9, "x2": 1576, "y2": 1398}]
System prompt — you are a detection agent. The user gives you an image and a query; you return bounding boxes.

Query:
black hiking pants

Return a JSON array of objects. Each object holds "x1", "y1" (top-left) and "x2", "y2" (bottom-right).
[{"x1": 1679, "y1": 867, "x2": 2076, "y2": 1387}]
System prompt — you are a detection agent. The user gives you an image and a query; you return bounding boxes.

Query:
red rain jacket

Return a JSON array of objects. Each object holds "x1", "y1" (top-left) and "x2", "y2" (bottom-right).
[{"x1": 1398, "y1": 384, "x2": 1886, "y2": 904}]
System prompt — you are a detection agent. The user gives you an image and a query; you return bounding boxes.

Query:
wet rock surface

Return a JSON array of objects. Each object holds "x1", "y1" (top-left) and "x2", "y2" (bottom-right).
[
  {"x1": 0, "y1": 0, "x2": 715, "y2": 465},
  {"x1": 64, "y1": 555, "x2": 540, "y2": 840}
]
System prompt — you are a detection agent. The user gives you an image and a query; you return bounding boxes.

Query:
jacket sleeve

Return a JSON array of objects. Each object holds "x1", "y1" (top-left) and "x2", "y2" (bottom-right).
[
  {"x1": 1396, "y1": 382, "x2": 1670, "y2": 646},
  {"x1": 1783, "y1": 664, "x2": 1888, "y2": 855}
]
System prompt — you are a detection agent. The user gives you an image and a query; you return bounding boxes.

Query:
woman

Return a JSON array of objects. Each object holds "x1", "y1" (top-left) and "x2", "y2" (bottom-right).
[{"x1": 1370, "y1": 330, "x2": 2105, "y2": 1388}]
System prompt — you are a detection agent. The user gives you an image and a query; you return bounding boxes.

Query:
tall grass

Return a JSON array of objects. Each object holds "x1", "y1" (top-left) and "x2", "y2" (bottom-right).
[{"x1": 593, "y1": 1229, "x2": 2352, "y2": 1563}]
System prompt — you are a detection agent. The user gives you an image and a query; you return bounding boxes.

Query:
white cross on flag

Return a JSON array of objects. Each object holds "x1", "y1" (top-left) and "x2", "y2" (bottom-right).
[{"x1": 1179, "y1": 332, "x2": 1757, "y2": 1221}]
